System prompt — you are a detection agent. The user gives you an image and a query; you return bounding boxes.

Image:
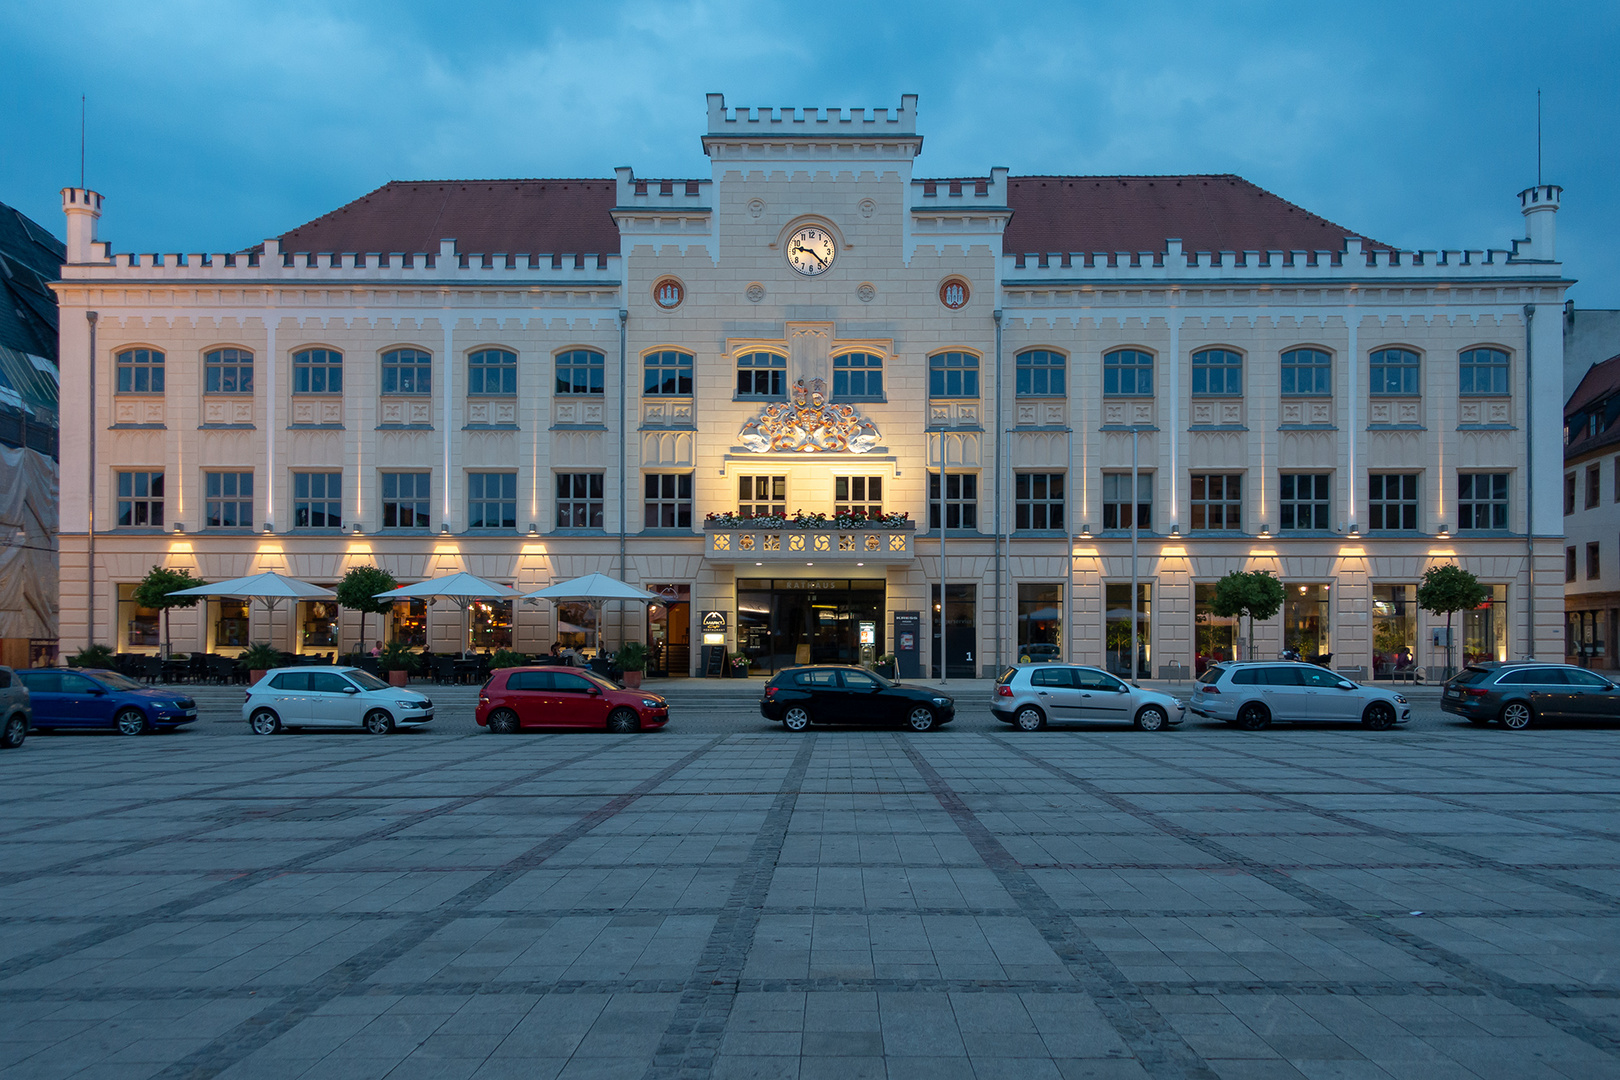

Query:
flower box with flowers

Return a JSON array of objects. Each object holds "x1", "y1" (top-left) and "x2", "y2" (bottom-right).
[{"x1": 702, "y1": 510, "x2": 912, "y2": 531}]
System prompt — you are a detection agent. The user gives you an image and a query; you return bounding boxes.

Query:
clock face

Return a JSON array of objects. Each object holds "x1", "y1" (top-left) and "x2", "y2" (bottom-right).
[{"x1": 786, "y1": 226, "x2": 836, "y2": 276}]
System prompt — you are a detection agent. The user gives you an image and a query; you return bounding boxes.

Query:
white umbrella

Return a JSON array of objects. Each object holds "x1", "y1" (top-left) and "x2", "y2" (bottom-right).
[
  {"x1": 373, "y1": 572, "x2": 519, "y2": 654},
  {"x1": 169, "y1": 572, "x2": 337, "y2": 654},
  {"x1": 522, "y1": 573, "x2": 661, "y2": 657}
]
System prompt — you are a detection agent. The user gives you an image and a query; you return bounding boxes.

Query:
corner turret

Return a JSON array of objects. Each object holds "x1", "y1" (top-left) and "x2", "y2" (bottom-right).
[
  {"x1": 59, "y1": 187, "x2": 104, "y2": 264},
  {"x1": 1517, "y1": 183, "x2": 1561, "y2": 261}
]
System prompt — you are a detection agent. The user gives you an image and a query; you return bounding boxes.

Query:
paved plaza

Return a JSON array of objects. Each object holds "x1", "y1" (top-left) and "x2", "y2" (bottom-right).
[{"x1": 3, "y1": 685, "x2": 1620, "y2": 1079}]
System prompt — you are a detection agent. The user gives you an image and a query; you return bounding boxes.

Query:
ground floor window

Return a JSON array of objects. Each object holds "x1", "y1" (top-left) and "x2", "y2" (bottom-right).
[
  {"x1": 1194, "y1": 582, "x2": 1237, "y2": 673},
  {"x1": 738, "y1": 577, "x2": 886, "y2": 673},
  {"x1": 1372, "y1": 584, "x2": 1416, "y2": 679},
  {"x1": 1104, "y1": 582, "x2": 1151, "y2": 678},
  {"x1": 1284, "y1": 583, "x2": 1331, "y2": 660},
  {"x1": 556, "y1": 601, "x2": 596, "y2": 654},
  {"x1": 469, "y1": 599, "x2": 512, "y2": 651},
  {"x1": 391, "y1": 598, "x2": 426, "y2": 647},
  {"x1": 301, "y1": 599, "x2": 340, "y2": 651},
  {"x1": 1017, "y1": 583, "x2": 1062, "y2": 660},
  {"x1": 117, "y1": 583, "x2": 159, "y2": 650},
  {"x1": 209, "y1": 598, "x2": 250, "y2": 651},
  {"x1": 1461, "y1": 584, "x2": 1508, "y2": 665},
  {"x1": 1567, "y1": 610, "x2": 1607, "y2": 665},
  {"x1": 646, "y1": 585, "x2": 691, "y2": 677},
  {"x1": 931, "y1": 583, "x2": 976, "y2": 679}
]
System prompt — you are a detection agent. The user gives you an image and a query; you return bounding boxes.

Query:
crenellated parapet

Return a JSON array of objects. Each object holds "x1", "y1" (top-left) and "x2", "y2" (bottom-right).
[{"x1": 705, "y1": 92, "x2": 917, "y2": 136}]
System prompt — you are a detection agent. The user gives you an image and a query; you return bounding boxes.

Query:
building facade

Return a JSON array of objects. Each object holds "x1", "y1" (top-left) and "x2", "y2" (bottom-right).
[
  {"x1": 1563, "y1": 353, "x2": 1620, "y2": 669},
  {"x1": 51, "y1": 95, "x2": 1569, "y2": 677}
]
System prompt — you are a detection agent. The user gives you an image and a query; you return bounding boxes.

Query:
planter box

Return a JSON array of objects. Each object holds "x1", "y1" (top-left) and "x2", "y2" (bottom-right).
[
  {"x1": 387, "y1": 669, "x2": 408, "y2": 687},
  {"x1": 622, "y1": 670, "x2": 643, "y2": 689}
]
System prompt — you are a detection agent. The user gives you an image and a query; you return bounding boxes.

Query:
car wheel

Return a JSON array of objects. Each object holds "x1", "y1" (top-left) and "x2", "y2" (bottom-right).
[
  {"x1": 606, "y1": 708, "x2": 640, "y2": 734},
  {"x1": 1236, "y1": 703, "x2": 1271, "y2": 731},
  {"x1": 906, "y1": 706, "x2": 936, "y2": 733},
  {"x1": 782, "y1": 706, "x2": 811, "y2": 732},
  {"x1": 0, "y1": 714, "x2": 25, "y2": 748},
  {"x1": 487, "y1": 709, "x2": 520, "y2": 734},
  {"x1": 364, "y1": 710, "x2": 394, "y2": 735},
  {"x1": 1135, "y1": 705, "x2": 1168, "y2": 732},
  {"x1": 1500, "y1": 701, "x2": 1534, "y2": 731},
  {"x1": 1362, "y1": 702, "x2": 1397, "y2": 730},
  {"x1": 115, "y1": 708, "x2": 148, "y2": 736},
  {"x1": 249, "y1": 709, "x2": 282, "y2": 736},
  {"x1": 1014, "y1": 705, "x2": 1045, "y2": 732}
]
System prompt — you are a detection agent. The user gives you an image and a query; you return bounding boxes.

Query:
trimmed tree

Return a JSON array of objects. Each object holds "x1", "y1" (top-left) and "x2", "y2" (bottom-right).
[
  {"x1": 1209, "y1": 569, "x2": 1285, "y2": 663},
  {"x1": 1416, "y1": 563, "x2": 1487, "y2": 677},
  {"x1": 335, "y1": 565, "x2": 399, "y2": 653},
  {"x1": 131, "y1": 565, "x2": 207, "y2": 658}
]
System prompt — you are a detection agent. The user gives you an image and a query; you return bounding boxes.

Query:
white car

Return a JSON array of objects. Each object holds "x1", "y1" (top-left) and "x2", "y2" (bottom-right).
[
  {"x1": 992, "y1": 663, "x2": 1185, "y2": 731},
  {"x1": 1189, "y1": 661, "x2": 1409, "y2": 730},
  {"x1": 243, "y1": 666, "x2": 434, "y2": 734}
]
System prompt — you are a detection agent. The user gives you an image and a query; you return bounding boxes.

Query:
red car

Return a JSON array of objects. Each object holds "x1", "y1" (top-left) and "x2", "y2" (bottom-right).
[{"x1": 476, "y1": 667, "x2": 669, "y2": 733}]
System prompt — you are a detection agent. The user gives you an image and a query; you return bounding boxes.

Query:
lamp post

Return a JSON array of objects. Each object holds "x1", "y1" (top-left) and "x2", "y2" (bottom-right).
[{"x1": 1130, "y1": 426, "x2": 1140, "y2": 683}]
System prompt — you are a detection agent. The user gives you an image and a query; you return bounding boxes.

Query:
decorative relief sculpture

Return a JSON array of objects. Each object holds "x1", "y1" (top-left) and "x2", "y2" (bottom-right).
[{"x1": 738, "y1": 378, "x2": 881, "y2": 454}]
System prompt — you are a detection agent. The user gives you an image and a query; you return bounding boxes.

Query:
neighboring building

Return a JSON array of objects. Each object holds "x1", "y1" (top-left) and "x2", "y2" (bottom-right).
[
  {"x1": 50, "y1": 95, "x2": 1568, "y2": 678},
  {"x1": 1563, "y1": 353, "x2": 1620, "y2": 668},
  {"x1": 1565, "y1": 304, "x2": 1620, "y2": 400},
  {"x1": 0, "y1": 199, "x2": 63, "y2": 667}
]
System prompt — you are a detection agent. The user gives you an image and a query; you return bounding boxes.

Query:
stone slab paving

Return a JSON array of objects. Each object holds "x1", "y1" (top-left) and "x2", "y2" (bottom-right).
[{"x1": 2, "y1": 707, "x2": 1619, "y2": 1078}]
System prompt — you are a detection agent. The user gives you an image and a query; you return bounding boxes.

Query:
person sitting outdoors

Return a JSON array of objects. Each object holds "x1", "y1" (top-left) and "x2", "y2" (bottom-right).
[{"x1": 368, "y1": 640, "x2": 383, "y2": 657}]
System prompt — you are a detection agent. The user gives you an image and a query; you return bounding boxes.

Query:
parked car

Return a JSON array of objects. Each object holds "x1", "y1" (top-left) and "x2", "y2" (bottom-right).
[
  {"x1": 760, "y1": 665, "x2": 955, "y2": 732},
  {"x1": 992, "y1": 664, "x2": 1182, "y2": 730},
  {"x1": 0, "y1": 666, "x2": 29, "y2": 748},
  {"x1": 1016, "y1": 643, "x2": 1062, "y2": 664},
  {"x1": 1189, "y1": 661, "x2": 1409, "y2": 730},
  {"x1": 1441, "y1": 662, "x2": 1620, "y2": 729},
  {"x1": 477, "y1": 667, "x2": 668, "y2": 733},
  {"x1": 243, "y1": 666, "x2": 433, "y2": 734},
  {"x1": 15, "y1": 668, "x2": 196, "y2": 734}
]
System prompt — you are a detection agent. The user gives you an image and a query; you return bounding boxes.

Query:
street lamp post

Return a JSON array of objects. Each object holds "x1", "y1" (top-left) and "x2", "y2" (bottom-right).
[{"x1": 1130, "y1": 427, "x2": 1140, "y2": 683}]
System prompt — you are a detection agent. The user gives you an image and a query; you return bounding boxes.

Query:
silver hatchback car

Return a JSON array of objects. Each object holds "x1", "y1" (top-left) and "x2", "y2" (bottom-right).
[
  {"x1": 1189, "y1": 661, "x2": 1409, "y2": 730},
  {"x1": 992, "y1": 664, "x2": 1184, "y2": 731}
]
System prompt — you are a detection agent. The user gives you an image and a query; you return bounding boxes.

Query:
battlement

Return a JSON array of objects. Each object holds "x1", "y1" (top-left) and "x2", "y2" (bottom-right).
[
  {"x1": 1519, "y1": 184, "x2": 1562, "y2": 210},
  {"x1": 612, "y1": 167, "x2": 711, "y2": 212},
  {"x1": 911, "y1": 169, "x2": 1010, "y2": 209},
  {"x1": 705, "y1": 93, "x2": 918, "y2": 137}
]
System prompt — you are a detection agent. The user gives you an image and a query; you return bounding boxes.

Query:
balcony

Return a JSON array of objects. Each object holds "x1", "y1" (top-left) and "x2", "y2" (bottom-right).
[{"x1": 704, "y1": 514, "x2": 915, "y2": 564}]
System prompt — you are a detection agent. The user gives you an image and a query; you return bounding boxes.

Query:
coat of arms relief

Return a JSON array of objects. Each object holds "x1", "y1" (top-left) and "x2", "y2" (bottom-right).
[{"x1": 736, "y1": 323, "x2": 883, "y2": 454}]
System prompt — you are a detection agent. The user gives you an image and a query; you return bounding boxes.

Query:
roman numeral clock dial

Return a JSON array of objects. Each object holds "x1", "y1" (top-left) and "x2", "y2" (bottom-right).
[{"x1": 787, "y1": 226, "x2": 836, "y2": 276}]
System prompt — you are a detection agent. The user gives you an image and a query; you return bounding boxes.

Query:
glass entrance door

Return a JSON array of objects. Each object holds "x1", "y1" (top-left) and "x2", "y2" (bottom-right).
[
  {"x1": 736, "y1": 578, "x2": 885, "y2": 675},
  {"x1": 931, "y1": 584, "x2": 976, "y2": 679},
  {"x1": 646, "y1": 586, "x2": 691, "y2": 677}
]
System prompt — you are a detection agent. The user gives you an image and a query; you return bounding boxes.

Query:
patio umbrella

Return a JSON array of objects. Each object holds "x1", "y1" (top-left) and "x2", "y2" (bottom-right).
[
  {"x1": 373, "y1": 572, "x2": 520, "y2": 654},
  {"x1": 522, "y1": 573, "x2": 662, "y2": 658},
  {"x1": 168, "y1": 572, "x2": 337, "y2": 653}
]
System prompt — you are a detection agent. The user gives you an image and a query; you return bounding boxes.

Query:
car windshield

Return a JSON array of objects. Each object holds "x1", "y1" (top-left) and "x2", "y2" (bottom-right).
[
  {"x1": 1449, "y1": 666, "x2": 1493, "y2": 686},
  {"x1": 996, "y1": 667, "x2": 1017, "y2": 685},
  {"x1": 1196, "y1": 666, "x2": 1225, "y2": 684},
  {"x1": 90, "y1": 671, "x2": 143, "y2": 691},
  {"x1": 344, "y1": 670, "x2": 390, "y2": 692}
]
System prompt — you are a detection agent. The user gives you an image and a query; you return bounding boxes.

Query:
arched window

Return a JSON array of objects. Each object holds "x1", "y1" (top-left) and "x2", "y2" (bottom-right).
[
  {"x1": 833, "y1": 352, "x2": 884, "y2": 399},
  {"x1": 293, "y1": 349, "x2": 343, "y2": 394},
  {"x1": 1191, "y1": 349, "x2": 1242, "y2": 396},
  {"x1": 1015, "y1": 350, "x2": 1065, "y2": 397},
  {"x1": 1369, "y1": 348, "x2": 1421, "y2": 396},
  {"x1": 644, "y1": 350, "x2": 694, "y2": 396},
  {"x1": 204, "y1": 348, "x2": 253, "y2": 394},
  {"x1": 1460, "y1": 347, "x2": 1510, "y2": 396},
  {"x1": 382, "y1": 349, "x2": 432, "y2": 395},
  {"x1": 468, "y1": 349, "x2": 517, "y2": 396},
  {"x1": 736, "y1": 352, "x2": 786, "y2": 397},
  {"x1": 929, "y1": 351, "x2": 979, "y2": 398},
  {"x1": 115, "y1": 348, "x2": 164, "y2": 394},
  {"x1": 556, "y1": 349, "x2": 605, "y2": 395},
  {"x1": 1103, "y1": 349, "x2": 1153, "y2": 396},
  {"x1": 1281, "y1": 349, "x2": 1331, "y2": 396}
]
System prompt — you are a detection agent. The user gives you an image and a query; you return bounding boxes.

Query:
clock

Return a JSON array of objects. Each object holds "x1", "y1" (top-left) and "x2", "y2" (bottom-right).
[{"x1": 786, "y1": 225, "x2": 836, "y2": 276}]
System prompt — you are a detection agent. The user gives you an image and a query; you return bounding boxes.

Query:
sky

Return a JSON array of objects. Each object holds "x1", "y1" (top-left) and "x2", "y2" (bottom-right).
[{"x1": 2, "y1": 1, "x2": 1617, "y2": 304}]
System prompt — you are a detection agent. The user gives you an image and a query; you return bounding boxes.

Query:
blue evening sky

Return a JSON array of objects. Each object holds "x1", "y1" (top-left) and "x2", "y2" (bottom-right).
[{"x1": 2, "y1": 1, "x2": 1616, "y2": 303}]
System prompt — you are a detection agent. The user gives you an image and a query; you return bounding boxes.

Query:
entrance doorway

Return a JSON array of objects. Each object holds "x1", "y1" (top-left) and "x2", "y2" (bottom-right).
[
  {"x1": 646, "y1": 585, "x2": 690, "y2": 677},
  {"x1": 932, "y1": 584, "x2": 976, "y2": 679},
  {"x1": 736, "y1": 577, "x2": 885, "y2": 675}
]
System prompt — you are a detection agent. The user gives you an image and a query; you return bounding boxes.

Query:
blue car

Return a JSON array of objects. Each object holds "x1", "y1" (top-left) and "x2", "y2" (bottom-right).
[{"x1": 15, "y1": 668, "x2": 198, "y2": 735}]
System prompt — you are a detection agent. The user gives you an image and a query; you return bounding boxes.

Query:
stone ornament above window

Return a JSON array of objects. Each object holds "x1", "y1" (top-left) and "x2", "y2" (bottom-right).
[
  {"x1": 939, "y1": 278, "x2": 970, "y2": 310},
  {"x1": 738, "y1": 380, "x2": 881, "y2": 454},
  {"x1": 653, "y1": 278, "x2": 684, "y2": 309}
]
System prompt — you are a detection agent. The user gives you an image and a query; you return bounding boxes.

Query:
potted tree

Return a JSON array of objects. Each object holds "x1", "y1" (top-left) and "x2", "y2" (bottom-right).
[
  {"x1": 1210, "y1": 569, "x2": 1286, "y2": 664},
  {"x1": 1416, "y1": 563, "x2": 1487, "y2": 680},
  {"x1": 378, "y1": 642, "x2": 420, "y2": 687},
  {"x1": 617, "y1": 641, "x2": 647, "y2": 688},
  {"x1": 237, "y1": 642, "x2": 282, "y2": 685},
  {"x1": 335, "y1": 565, "x2": 398, "y2": 656},
  {"x1": 66, "y1": 644, "x2": 117, "y2": 670},
  {"x1": 132, "y1": 564, "x2": 208, "y2": 659}
]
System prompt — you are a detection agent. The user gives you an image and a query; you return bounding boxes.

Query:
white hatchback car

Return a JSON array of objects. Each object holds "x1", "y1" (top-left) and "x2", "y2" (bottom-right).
[
  {"x1": 243, "y1": 666, "x2": 434, "y2": 734},
  {"x1": 1189, "y1": 661, "x2": 1409, "y2": 730},
  {"x1": 992, "y1": 664, "x2": 1185, "y2": 731}
]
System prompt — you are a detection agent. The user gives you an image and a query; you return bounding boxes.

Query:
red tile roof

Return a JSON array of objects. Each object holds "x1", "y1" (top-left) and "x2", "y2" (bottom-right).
[
  {"x1": 276, "y1": 180, "x2": 620, "y2": 255},
  {"x1": 1003, "y1": 175, "x2": 1385, "y2": 257},
  {"x1": 1566, "y1": 352, "x2": 1620, "y2": 418}
]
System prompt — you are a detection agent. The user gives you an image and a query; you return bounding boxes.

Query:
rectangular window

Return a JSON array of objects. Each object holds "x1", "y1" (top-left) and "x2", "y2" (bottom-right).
[
  {"x1": 1566, "y1": 473, "x2": 1577, "y2": 515},
  {"x1": 293, "y1": 349, "x2": 343, "y2": 395},
  {"x1": 467, "y1": 349, "x2": 517, "y2": 395},
  {"x1": 556, "y1": 349, "x2": 605, "y2": 395},
  {"x1": 1589, "y1": 542, "x2": 1602, "y2": 581},
  {"x1": 1191, "y1": 349, "x2": 1243, "y2": 396},
  {"x1": 1281, "y1": 348, "x2": 1332, "y2": 396},
  {"x1": 1103, "y1": 350, "x2": 1153, "y2": 396},
  {"x1": 1284, "y1": 583, "x2": 1332, "y2": 660},
  {"x1": 928, "y1": 472, "x2": 978, "y2": 530},
  {"x1": 117, "y1": 583, "x2": 160, "y2": 649},
  {"x1": 1017, "y1": 583, "x2": 1062, "y2": 657},
  {"x1": 1368, "y1": 348, "x2": 1421, "y2": 396},
  {"x1": 204, "y1": 471, "x2": 253, "y2": 529},
  {"x1": 834, "y1": 476, "x2": 882, "y2": 517},
  {"x1": 1101, "y1": 472, "x2": 1152, "y2": 531},
  {"x1": 833, "y1": 352, "x2": 884, "y2": 399},
  {"x1": 1368, "y1": 473, "x2": 1419, "y2": 532},
  {"x1": 115, "y1": 471, "x2": 165, "y2": 528},
  {"x1": 381, "y1": 349, "x2": 432, "y2": 395},
  {"x1": 115, "y1": 349, "x2": 165, "y2": 394},
  {"x1": 1567, "y1": 546, "x2": 1577, "y2": 583},
  {"x1": 1457, "y1": 473, "x2": 1509, "y2": 531},
  {"x1": 293, "y1": 471, "x2": 342, "y2": 529},
  {"x1": 644, "y1": 473, "x2": 693, "y2": 529},
  {"x1": 738, "y1": 475, "x2": 786, "y2": 518},
  {"x1": 1195, "y1": 582, "x2": 1239, "y2": 673},
  {"x1": 1588, "y1": 465, "x2": 1602, "y2": 510},
  {"x1": 467, "y1": 472, "x2": 517, "y2": 530},
  {"x1": 204, "y1": 348, "x2": 253, "y2": 394},
  {"x1": 1280, "y1": 473, "x2": 1331, "y2": 532},
  {"x1": 1015, "y1": 350, "x2": 1065, "y2": 397},
  {"x1": 929, "y1": 352, "x2": 979, "y2": 398},
  {"x1": 555, "y1": 473, "x2": 605, "y2": 529},
  {"x1": 1189, "y1": 473, "x2": 1243, "y2": 531},
  {"x1": 381, "y1": 472, "x2": 431, "y2": 529},
  {"x1": 1372, "y1": 584, "x2": 1417, "y2": 680},
  {"x1": 1014, "y1": 473, "x2": 1065, "y2": 531},
  {"x1": 736, "y1": 352, "x2": 786, "y2": 397},
  {"x1": 1614, "y1": 458, "x2": 1619, "y2": 503},
  {"x1": 1105, "y1": 582, "x2": 1151, "y2": 678},
  {"x1": 1459, "y1": 348, "x2": 1510, "y2": 396},
  {"x1": 643, "y1": 350, "x2": 694, "y2": 396}
]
